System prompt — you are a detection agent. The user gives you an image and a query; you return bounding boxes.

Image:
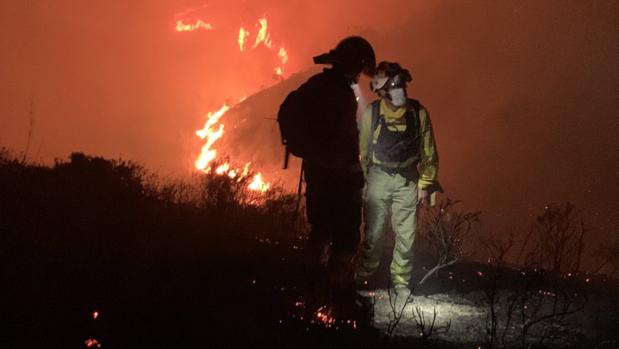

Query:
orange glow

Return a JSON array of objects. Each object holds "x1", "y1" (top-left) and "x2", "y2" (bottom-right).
[
  {"x1": 238, "y1": 27, "x2": 250, "y2": 51},
  {"x1": 275, "y1": 66, "x2": 283, "y2": 76},
  {"x1": 175, "y1": 19, "x2": 213, "y2": 32},
  {"x1": 253, "y1": 17, "x2": 273, "y2": 48}
]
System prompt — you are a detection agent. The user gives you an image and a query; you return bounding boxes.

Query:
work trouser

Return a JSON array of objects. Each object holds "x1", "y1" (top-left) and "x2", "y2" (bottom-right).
[
  {"x1": 303, "y1": 162, "x2": 363, "y2": 303},
  {"x1": 355, "y1": 166, "x2": 418, "y2": 287},
  {"x1": 304, "y1": 162, "x2": 363, "y2": 256}
]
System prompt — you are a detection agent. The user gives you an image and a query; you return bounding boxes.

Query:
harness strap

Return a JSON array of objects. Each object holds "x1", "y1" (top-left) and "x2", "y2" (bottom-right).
[{"x1": 368, "y1": 99, "x2": 423, "y2": 168}]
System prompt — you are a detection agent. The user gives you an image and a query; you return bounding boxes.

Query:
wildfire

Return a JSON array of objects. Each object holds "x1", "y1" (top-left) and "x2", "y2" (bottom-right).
[
  {"x1": 176, "y1": 11, "x2": 288, "y2": 195},
  {"x1": 194, "y1": 104, "x2": 271, "y2": 194},
  {"x1": 175, "y1": 19, "x2": 213, "y2": 32}
]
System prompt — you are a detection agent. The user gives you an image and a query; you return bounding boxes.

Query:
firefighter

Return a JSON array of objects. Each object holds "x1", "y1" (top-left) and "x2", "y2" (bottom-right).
[
  {"x1": 287, "y1": 36, "x2": 375, "y2": 313},
  {"x1": 355, "y1": 61, "x2": 441, "y2": 294}
]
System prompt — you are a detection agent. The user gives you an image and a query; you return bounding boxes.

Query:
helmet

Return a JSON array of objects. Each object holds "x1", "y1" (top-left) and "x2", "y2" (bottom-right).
[
  {"x1": 313, "y1": 36, "x2": 376, "y2": 77},
  {"x1": 370, "y1": 61, "x2": 412, "y2": 93}
]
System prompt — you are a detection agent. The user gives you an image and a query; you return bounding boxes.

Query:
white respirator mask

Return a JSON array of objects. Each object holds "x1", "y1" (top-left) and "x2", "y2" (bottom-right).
[{"x1": 387, "y1": 88, "x2": 407, "y2": 106}]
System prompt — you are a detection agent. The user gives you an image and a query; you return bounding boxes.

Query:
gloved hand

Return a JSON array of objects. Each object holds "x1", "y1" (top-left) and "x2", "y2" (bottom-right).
[{"x1": 418, "y1": 187, "x2": 429, "y2": 207}]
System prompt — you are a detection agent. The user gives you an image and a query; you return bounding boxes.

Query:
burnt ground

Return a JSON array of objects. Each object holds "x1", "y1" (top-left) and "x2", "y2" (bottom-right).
[{"x1": 2, "y1": 152, "x2": 618, "y2": 348}]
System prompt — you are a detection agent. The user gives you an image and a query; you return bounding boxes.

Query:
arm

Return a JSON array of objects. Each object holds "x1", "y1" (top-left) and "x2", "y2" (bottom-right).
[
  {"x1": 358, "y1": 105, "x2": 373, "y2": 176},
  {"x1": 417, "y1": 107, "x2": 439, "y2": 191}
]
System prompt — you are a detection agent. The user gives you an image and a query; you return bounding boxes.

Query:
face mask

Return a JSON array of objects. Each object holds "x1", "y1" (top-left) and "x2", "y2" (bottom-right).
[{"x1": 388, "y1": 88, "x2": 407, "y2": 107}]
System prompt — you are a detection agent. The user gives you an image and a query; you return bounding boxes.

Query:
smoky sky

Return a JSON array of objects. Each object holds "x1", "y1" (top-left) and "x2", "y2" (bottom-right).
[{"x1": 1, "y1": 1, "x2": 618, "y2": 237}]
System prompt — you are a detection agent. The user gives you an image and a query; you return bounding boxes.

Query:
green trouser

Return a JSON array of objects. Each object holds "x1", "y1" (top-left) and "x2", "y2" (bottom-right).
[{"x1": 355, "y1": 166, "x2": 418, "y2": 287}]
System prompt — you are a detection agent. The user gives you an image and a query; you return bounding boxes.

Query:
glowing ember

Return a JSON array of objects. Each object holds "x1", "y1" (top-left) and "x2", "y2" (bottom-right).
[
  {"x1": 84, "y1": 338, "x2": 101, "y2": 348},
  {"x1": 275, "y1": 66, "x2": 283, "y2": 77},
  {"x1": 238, "y1": 27, "x2": 250, "y2": 51},
  {"x1": 253, "y1": 17, "x2": 273, "y2": 48},
  {"x1": 195, "y1": 104, "x2": 229, "y2": 172},
  {"x1": 315, "y1": 306, "x2": 336, "y2": 327},
  {"x1": 175, "y1": 19, "x2": 213, "y2": 32},
  {"x1": 248, "y1": 173, "x2": 270, "y2": 193},
  {"x1": 92, "y1": 311, "x2": 99, "y2": 320}
]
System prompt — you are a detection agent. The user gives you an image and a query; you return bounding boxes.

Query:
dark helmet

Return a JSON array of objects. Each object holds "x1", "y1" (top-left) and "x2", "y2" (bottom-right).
[
  {"x1": 313, "y1": 36, "x2": 376, "y2": 77},
  {"x1": 370, "y1": 61, "x2": 413, "y2": 93}
]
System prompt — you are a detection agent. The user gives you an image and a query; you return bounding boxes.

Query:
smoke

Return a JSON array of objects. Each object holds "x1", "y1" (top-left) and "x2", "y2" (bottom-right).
[{"x1": 0, "y1": 0, "x2": 617, "y2": 234}]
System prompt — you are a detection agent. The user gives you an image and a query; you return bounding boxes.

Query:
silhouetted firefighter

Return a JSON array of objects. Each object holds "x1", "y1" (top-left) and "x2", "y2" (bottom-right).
[{"x1": 278, "y1": 36, "x2": 375, "y2": 317}]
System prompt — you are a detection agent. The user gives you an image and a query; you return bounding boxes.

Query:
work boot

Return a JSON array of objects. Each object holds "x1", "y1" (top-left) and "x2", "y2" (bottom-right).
[{"x1": 389, "y1": 284, "x2": 413, "y2": 311}]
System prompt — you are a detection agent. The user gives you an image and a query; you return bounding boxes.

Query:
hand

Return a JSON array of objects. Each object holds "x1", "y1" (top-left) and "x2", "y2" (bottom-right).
[{"x1": 417, "y1": 188, "x2": 429, "y2": 206}]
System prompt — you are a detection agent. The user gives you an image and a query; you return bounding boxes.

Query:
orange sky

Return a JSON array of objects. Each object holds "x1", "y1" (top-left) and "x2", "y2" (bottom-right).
[{"x1": 1, "y1": 0, "x2": 618, "y2": 240}]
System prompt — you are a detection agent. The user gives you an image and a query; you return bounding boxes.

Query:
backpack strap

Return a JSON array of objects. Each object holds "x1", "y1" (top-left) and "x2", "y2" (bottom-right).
[{"x1": 406, "y1": 99, "x2": 422, "y2": 158}]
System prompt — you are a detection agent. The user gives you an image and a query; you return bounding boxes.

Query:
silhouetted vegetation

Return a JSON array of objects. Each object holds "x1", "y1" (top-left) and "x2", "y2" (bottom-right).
[{"x1": 1, "y1": 150, "x2": 617, "y2": 348}]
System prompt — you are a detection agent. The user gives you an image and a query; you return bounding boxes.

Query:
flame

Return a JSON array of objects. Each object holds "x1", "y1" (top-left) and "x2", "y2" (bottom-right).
[
  {"x1": 215, "y1": 162, "x2": 230, "y2": 175},
  {"x1": 238, "y1": 27, "x2": 250, "y2": 51},
  {"x1": 242, "y1": 163, "x2": 250, "y2": 177},
  {"x1": 179, "y1": 13, "x2": 289, "y2": 196},
  {"x1": 195, "y1": 104, "x2": 229, "y2": 172},
  {"x1": 278, "y1": 47, "x2": 288, "y2": 64},
  {"x1": 194, "y1": 105, "x2": 271, "y2": 194},
  {"x1": 253, "y1": 17, "x2": 273, "y2": 48},
  {"x1": 248, "y1": 173, "x2": 270, "y2": 193},
  {"x1": 175, "y1": 19, "x2": 213, "y2": 32}
]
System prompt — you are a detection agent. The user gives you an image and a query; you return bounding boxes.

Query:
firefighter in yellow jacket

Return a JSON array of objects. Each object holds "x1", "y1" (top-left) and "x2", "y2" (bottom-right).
[{"x1": 355, "y1": 61, "x2": 440, "y2": 292}]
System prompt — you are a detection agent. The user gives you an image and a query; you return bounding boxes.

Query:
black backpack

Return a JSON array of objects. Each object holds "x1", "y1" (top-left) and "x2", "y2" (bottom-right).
[{"x1": 277, "y1": 87, "x2": 314, "y2": 168}]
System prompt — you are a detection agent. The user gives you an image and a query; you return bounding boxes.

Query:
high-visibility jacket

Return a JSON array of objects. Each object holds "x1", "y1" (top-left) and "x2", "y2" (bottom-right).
[{"x1": 358, "y1": 98, "x2": 439, "y2": 191}]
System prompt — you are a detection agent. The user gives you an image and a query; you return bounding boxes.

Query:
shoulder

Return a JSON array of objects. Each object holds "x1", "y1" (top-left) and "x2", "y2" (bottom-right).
[
  {"x1": 406, "y1": 98, "x2": 423, "y2": 111},
  {"x1": 408, "y1": 98, "x2": 429, "y2": 117}
]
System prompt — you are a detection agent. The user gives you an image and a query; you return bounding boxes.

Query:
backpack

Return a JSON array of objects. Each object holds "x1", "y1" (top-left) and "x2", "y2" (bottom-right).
[{"x1": 277, "y1": 88, "x2": 314, "y2": 168}]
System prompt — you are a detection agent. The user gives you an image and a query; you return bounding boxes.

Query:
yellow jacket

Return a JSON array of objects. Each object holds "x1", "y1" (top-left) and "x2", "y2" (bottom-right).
[{"x1": 359, "y1": 99, "x2": 439, "y2": 190}]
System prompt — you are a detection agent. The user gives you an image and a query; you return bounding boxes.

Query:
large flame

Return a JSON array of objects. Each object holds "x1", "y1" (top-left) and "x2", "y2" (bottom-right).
[
  {"x1": 194, "y1": 103, "x2": 272, "y2": 194},
  {"x1": 175, "y1": 19, "x2": 213, "y2": 32},
  {"x1": 195, "y1": 104, "x2": 229, "y2": 172},
  {"x1": 177, "y1": 12, "x2": 292, "y2": 195}
]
